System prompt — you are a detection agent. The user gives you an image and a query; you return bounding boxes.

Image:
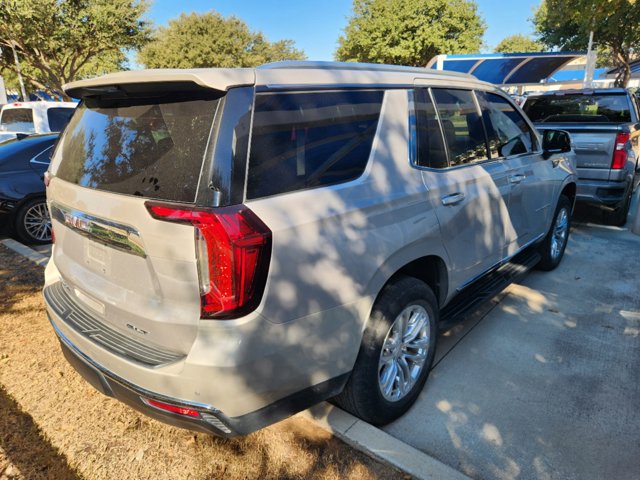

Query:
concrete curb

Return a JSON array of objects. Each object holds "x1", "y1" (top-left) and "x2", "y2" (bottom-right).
[
  {"x1": 301, "y1": 404, "x2": 470, "y2": 480},
  {"x1": 1, "y1": 238, "x2": 49, "y2": 266}
]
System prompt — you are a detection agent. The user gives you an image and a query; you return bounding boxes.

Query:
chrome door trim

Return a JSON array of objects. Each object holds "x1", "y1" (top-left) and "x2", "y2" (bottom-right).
[{"x1": 50, "y1": 202, "x2": 147, "y2": 258}]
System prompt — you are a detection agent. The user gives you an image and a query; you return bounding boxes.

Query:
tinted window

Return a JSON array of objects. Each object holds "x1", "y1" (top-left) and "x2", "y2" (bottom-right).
[
  {"x1": 432, "y1": 89, "x2": 488, "y2": 167},
  {"x1": 414, "y1": 89, "x2": 448, "y2": 168},
  {"x1": 54, "y1": 94, "x2": 220, "y2": 203},
  {"x1": 47, "y1": 107, "x2": 75, "y2": 132},
  {"x1": 477, "y1": 91, "x2": 534, "y2": 157},
  {"x1": 523, "y1": 94, "x2": 631, "y2": 123},
  {"x1": 31, "y1": 145, "x2": 53, "y2": 165},
  {"x1": 247, "y1": 90, "x2": 384, "y2": 199},
  {"x1": 0, "y1": 108, "x2": 34, "y2": 132}
]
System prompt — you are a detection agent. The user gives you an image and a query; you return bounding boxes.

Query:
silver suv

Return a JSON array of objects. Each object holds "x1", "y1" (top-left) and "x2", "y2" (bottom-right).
[{"x1": 43, "y1": 62, "x2": 577, "y2": 437}]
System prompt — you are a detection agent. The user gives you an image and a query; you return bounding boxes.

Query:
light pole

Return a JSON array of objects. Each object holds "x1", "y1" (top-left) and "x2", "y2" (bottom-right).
[{"x1": 0, "y1": 41, "x2": 27, "y2": 100}]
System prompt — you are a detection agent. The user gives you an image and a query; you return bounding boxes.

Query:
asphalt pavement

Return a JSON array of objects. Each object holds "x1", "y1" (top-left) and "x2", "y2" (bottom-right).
[{"x1": 382, "y1": 196, "x2": 640, "y2": 480}]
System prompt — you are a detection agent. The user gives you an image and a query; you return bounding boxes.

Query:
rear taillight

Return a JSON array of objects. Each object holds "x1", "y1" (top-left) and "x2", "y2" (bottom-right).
[
  {"x1": 146, "y1": 202, "x2": 272, "y2": 319},
  {"x1": 143, "y1": 398, "x2": 200, "y2": 418},
  {"x1": 612, "y1": 132, "x2": 630, "y2": 169}
]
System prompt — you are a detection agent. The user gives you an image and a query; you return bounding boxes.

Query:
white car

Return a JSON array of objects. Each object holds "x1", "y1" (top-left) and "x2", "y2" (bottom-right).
[
  {"x1": 43, "y1": 61, "x2": 577, "y2": 437},
  {"x1": 0, "y1": 101, "x2": 76, "y2": 143}
]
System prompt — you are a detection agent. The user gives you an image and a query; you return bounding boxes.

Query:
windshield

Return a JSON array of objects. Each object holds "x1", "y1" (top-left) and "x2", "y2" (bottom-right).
[
  {"x1": 0, "y1": 108, "x2": 35, "y2": 132},
  {"x1": 523, "y1": 94, "x2": 632, "y2": 123},
  {"x1": 52, "y1": 93, "x2": 220, "y2": 203}
]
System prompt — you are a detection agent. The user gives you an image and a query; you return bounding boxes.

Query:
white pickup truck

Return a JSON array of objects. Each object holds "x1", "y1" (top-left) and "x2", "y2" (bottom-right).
[{"x1": 0, "y1": 101, "x2": 76, "y2": 143}]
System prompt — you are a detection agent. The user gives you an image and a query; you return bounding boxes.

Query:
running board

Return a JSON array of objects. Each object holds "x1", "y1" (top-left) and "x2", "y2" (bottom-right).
[{"x1": 439, "y1": 249, "x2": 541, "y2": 329}]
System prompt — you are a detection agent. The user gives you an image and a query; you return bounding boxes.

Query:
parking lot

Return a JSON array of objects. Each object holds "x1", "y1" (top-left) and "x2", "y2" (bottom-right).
[{"x1": 2, "y1": 197, "x2": 638, "y2": 480}]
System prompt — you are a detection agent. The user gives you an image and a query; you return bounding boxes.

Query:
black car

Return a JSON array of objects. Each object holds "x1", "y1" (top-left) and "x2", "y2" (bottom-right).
[{"x1": 0, "y1": 134, "x2": 57, "y2": 244}]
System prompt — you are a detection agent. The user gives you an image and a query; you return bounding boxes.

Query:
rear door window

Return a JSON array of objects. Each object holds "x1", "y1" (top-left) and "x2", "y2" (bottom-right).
[
  {"x1": 476, "y1": 91, "x2": 535, "y2": 157},
  {"x1": 0, "y1": 108, "x2": 35, "y2": 132},
  {"x1": 247, "y1": 90, "x2": 384, "y2": 199},
  {"x1": 413, "y1": 89, "x2": 448, "y2": 168},
  {"x1": 523, "y1": 93, "x2": 632, "y2": 123},
  {"x1": 431, "y1": 89, "x2": 489, "y2": 167},
  {"x1": 52, "y1": 94, "x2": 220, "y2": 203},
  {"x1": 47, "y1": 107, "x2": 75, "y2": 131}
]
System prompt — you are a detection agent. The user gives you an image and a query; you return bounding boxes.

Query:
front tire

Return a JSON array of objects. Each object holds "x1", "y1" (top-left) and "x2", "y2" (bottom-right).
[
  {"x1": 333, "y1": 276, "x2": 438, "y2": 426},
  {"x1": 537, "y1": 195, "x2": 571, "y2": 271},
  {"x1": 14, "y1": 197, "x2": 52, "y2": 245}
]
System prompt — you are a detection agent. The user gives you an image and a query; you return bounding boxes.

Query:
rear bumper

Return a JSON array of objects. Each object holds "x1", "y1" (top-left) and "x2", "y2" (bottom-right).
[
  {"x1": 50, "y1": 313, "x2": 348, "y2": 437},
  {"x1": 576, "y1": 178, "x2": 630, "y2": 206}
]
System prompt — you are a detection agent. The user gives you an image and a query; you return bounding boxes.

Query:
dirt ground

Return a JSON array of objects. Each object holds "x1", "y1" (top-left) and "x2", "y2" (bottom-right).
[{"x1": 0, "y1": 245, "x2": 403, "y2": 480}]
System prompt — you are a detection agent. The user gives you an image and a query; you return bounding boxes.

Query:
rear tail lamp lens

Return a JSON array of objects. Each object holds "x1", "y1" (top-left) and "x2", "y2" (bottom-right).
[
  {"x1": 146, "y1": 202, "x2": 272, "y2": 320},
  {"x1": 143, "y1": 398, "x2": 200, "y2": 418},
  {"x1": 611, "y1": 132, "x2": 630, "y2": 169}
]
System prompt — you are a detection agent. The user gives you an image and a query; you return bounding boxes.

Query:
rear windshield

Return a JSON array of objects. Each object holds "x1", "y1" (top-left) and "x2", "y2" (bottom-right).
[
  {"x1": 47, "y1": 107, "x2": 75, "y2": 132},
  {"x1": 53, "y1": 94, "x2": 220, "y2": 203},
  {"x1": 523, "y1": 94, "x2": 632, "y2": 123},
  {"x1": 0, "y1": 108, "x2": 35, "y2": 132}
]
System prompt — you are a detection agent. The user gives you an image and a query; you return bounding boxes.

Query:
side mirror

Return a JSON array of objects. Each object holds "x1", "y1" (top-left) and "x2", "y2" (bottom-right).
[{"x1": 542, "y1": 129, "x2": 571, "y2": 159}]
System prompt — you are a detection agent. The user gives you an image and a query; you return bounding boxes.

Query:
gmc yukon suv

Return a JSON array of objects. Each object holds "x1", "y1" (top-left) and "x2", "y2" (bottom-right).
[
  {"x1": 523, "y1": 88, "x2": 640, "y2": 225},
  {"x1": 43, "y1": 62, "x2": 577, "y2": 437}
]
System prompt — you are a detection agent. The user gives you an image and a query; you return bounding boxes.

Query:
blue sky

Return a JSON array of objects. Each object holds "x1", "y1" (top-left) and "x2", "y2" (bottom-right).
[{"x1": 145, "y1": 0, "x2": 541, "y2": 61}]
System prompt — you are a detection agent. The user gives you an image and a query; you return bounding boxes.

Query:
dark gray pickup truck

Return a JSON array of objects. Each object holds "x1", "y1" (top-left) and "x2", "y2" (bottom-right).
[{"x1": 523, "y1": 88, "x2": 640, "y2": 225}]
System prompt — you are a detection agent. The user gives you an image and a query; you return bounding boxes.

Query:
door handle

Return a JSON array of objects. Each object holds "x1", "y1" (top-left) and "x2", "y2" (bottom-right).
[
  {"x1": 441, "y1": 192, "x2": 465, "y2": 206},
  {"x1": 509, "y1": 174, "x2": 526, "y2": 184}
]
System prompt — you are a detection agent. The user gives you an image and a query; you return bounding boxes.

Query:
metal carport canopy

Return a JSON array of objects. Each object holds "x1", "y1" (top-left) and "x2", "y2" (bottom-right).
[{"x1": 427, "y1": 52, "x2": 587, "y2": 85}]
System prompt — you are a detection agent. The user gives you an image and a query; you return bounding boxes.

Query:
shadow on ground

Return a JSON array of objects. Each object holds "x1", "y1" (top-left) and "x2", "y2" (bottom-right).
[{"x1": 0, "y1": 385, "x2": 81, "y2": 480}]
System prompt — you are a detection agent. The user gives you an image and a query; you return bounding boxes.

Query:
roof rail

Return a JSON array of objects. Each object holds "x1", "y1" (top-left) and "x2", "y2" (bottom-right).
[{"x1": 258, "y1": 60, "x2": 474, "y2": 78}]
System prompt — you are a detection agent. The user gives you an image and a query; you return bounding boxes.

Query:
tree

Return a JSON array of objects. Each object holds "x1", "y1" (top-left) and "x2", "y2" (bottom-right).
[
  {"x1": 335, "y1": 0, "x2": 485, "y2": 66},
  {"x1": 138, "y1": 12, "x2": 305, "y2": 69},
  {"x1": 533, "y1": 0, "x2": 640, "y2": 87},
  {"x1": 0, "y1": 0, "x2": 150, "y2": 100},
  {"x1": 495, "y1": 34, "x2": 543, "y2": 53}
]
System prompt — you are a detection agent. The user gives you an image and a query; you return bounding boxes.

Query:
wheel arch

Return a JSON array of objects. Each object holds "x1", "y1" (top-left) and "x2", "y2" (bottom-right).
[
  {"x1": 367, "y1": 253, "x2": 449, "y2": 312},
  {"x1": 560, "y1": 182, "x2": 577, "y2": 210}
]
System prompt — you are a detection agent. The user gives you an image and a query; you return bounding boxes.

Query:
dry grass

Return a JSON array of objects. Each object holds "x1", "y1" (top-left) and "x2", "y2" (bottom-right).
[{"x1": 0, "y1": 245, "x2": 404, "y2": 480}]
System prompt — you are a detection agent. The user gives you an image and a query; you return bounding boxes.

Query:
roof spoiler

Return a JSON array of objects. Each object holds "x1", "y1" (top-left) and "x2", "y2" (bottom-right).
[{"x1": 63, "y1": 69, "x2": 255, "y2": 100}]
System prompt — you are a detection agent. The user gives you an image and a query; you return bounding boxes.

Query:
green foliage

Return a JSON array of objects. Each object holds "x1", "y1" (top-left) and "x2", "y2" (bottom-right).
[
  {"x1": 533, "y1": 0, "x2": 640, "y2": 86},
  {"x1": 335, "y1": 0, "x2": 485, "y2": 66},
  {"x1": 0, "y1": 0, "x2": 150, "y2": 99},
  {"x1": 138, "y1": 11, "x2": 305, "y2": 69},
  {"x1": 495, "y1": 34, "x2": 543, "y2": 53}
]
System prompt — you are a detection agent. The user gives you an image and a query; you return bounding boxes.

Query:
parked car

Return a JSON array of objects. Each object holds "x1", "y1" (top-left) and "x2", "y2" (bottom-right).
[
  {"x1": 0, "y1": 134, "x2": 56, "y2": 243},
  {"x1": 522, "y1": 88, "x2": 640, "y2": 225},
  {"x1": 0, "y1": 101, "x2": 75, "y2": 143},
  {"x1": 43, "y1": 62, "x2": 577, "y2": 437}
]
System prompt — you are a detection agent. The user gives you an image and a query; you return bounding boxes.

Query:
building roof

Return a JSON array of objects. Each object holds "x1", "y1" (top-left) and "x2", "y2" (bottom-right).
[
  {"x1": 606, "y1": 60, "x2": 640, "y2": 76},
  {"x1": 427, "y1": 52, "x2": 588, "y2": 85}
]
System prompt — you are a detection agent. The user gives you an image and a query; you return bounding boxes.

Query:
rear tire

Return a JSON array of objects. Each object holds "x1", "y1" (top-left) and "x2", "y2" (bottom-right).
[
  {"x1": 333, "y1": 276, "x2": 438, "y2": 426},
  {"x1": 14, "y1": 197, "x2": 51, "y2": 245},
  {"x1": 537, "y1": 195, "x2": 571, "y2": 271}
]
